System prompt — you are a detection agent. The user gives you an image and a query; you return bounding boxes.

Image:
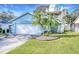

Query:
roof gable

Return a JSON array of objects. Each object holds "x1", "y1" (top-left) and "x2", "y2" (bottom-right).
[
  {"x1": 74, "y1": 16, "x2": 79, "y2": 23},
  {"x1": 8, "y1": 13, "x2": 33, "y2": 23}
]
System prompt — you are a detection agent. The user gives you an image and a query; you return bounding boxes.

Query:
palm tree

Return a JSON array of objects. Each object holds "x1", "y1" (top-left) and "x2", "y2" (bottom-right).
[
  {"x1": 33, "y1": 10, "x2": 47, "y2": 34},
  {"x1": 33, "y1": 10, "x2": 59, "y2": 35},
  {"x1": 33, "y1": 11, "x2": 43, "y2": 27}
]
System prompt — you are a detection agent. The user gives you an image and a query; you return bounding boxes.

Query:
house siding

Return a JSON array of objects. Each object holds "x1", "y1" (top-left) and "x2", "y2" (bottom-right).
[
  {"x1": 51, "y1": 23, "x2": 65, "y2": 33},
  {"x1": 74, "y1": 23, "x2": 79, "y2": 32},
  {"x1": 11, "y1": 13, "x2": 44, "y2": 35},
  {"x1": 73, "y1": 16, "x2": 79, "y2": 32},
  {"x1": 11, "y1": 23, "x2": 16, "y2": 35}
]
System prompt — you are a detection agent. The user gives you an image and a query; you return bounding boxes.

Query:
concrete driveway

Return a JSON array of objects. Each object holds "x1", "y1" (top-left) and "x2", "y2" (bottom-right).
[{"x1": 0, "y1": 35, "x2": 30, "y2": 54}]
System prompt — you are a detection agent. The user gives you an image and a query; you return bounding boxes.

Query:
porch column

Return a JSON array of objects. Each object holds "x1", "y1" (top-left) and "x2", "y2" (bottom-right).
[
  {"x1": 5, "y1": 29, "x2": 7, "y2": 34},
  {"x1": 9, "y1": 24, "x2": 12, "y2": 34}
]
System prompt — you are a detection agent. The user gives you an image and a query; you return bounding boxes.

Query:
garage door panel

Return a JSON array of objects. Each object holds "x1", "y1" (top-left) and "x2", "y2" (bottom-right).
[{"x1": 16, "y1": 24, "x2": 42, "y2": 35}]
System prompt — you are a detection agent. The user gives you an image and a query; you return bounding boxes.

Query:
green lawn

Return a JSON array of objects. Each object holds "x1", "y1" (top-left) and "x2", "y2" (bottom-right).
[
  {"x1": 8, "y1": 32, "x2": 79, "y2": 54},
  {"x1": 0, "y1": 34, "x2": 6, "y2": 36}
]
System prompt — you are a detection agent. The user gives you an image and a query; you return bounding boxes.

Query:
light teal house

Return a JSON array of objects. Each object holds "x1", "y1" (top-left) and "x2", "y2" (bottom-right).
[{"x1": 0, "y1": 13, "x2": 44, "y2": 35}]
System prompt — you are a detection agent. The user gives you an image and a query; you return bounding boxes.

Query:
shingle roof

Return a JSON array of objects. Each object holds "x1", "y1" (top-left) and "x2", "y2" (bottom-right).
[
  {"x1": 73, "y1": 16, "x2": 79, "y2": 23},
  {"x1": 47, "y1": 11, "x2": 61, "y2": 15}
]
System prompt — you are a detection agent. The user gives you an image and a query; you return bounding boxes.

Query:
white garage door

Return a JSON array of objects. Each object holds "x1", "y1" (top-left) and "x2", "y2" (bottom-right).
[{"x1": 16, "y1": 24, "x2": 42, "y2": 35}]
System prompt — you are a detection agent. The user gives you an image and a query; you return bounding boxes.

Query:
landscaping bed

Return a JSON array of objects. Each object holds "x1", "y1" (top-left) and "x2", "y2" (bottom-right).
[{"x1": 36, "y1": 36, "x2": 59, "y2": 41}]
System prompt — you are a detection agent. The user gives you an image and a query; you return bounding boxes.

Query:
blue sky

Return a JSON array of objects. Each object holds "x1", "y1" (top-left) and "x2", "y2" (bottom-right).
[
  {"x1": 57, "y1": 4, "x2": 79, "y2": 12},
  {"x1": 0, "y1": 4, "x2": 79, "y2": 16}
]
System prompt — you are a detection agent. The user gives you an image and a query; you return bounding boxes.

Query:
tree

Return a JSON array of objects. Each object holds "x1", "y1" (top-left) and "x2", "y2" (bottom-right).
[
  {"x1": 32, "y1": 10, "x2": 44, "y2": 27},
  {"x1": 63, "y1": 14, "x2": 72, "y2": 24},
  {"x1": 63, "y1": 14, "x2": 76, "y2": 30},
  {"x1": 32, "y1": 10, "x2": 59, "y2": 34},
  {"x1": 0, "y1": 12, "x2": 15, "y2": 22}
]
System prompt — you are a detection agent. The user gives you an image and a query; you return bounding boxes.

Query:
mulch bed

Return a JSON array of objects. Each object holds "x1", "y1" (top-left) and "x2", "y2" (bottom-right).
[{"x1": 36, "y1": 36, "x2": 59, "y2": 41}]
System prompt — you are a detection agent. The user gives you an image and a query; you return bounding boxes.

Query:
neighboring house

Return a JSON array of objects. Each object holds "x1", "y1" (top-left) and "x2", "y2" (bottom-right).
[
  {"x1": 73, "y1": 16, "x2": 79, "y2": 32},
  {"x1": 34, "y1": 5, "x2": 49, "y2": 14},
  {"x1": 0, "y1": 22, "x2": 11, "y2": 34},
  {"x1": 47, "y1": 5, "x2": 68, "y2": 33}
]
